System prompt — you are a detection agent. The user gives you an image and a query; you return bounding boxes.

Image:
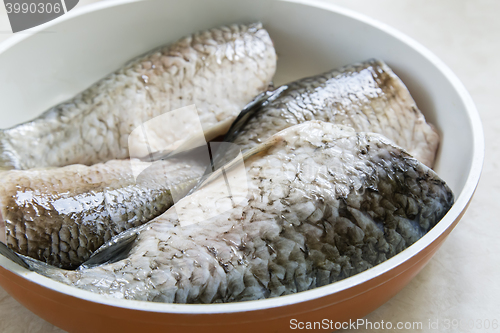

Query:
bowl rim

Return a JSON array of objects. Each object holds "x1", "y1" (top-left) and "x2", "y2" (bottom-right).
[{"x1": 0, "y1": 0, "x2": 484, "y2": 315}]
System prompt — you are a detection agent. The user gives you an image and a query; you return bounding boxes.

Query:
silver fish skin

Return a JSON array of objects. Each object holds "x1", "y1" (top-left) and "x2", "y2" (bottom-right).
[
  {"x1": 223, "y1": 59, "x2": 439, "y2": 168},
  {"x1": 0, "y1": 23, "x2": 277, "y2": 170},
  {"x1": 0, "y1": 151, "x2": 207, "y2": 269},
  {"x1": 31, "y1": 121, "x2": 453, "y2": 303}
]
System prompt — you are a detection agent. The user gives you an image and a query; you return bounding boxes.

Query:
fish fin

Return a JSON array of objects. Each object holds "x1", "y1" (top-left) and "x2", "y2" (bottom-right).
[
  {"x1": 15, "y1": 255, "x2": 74, "y2": 285},
  {"x1": 0, "y1": 132, "x2": 19, "y2": 170},
  {"x1": 0, "y1": 242, "x2": 29, "y2": 269},
  {"x1": 79, "y1": 230, "x2": 139, "y2": 269},
  {"x1": 213, "y1": 85, "x2": 289, "y2": 168},
  {"x1": 20, "y1": 254, "x2": 61, "y2": 272},
  {"x1": 222, "y1": 85, "x2": 289, "y2": 144}
]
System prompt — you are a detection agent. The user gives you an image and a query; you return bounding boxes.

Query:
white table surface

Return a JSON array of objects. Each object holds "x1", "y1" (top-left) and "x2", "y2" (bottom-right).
[{"x1": 0, "y1": 0, "x2": 497, "y2": 332}]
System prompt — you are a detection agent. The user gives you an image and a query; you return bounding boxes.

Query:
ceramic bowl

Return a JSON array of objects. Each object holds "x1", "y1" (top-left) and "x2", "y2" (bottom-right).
[{"x1": 0, "y1": 0, "x2": 483, "y2": 332}]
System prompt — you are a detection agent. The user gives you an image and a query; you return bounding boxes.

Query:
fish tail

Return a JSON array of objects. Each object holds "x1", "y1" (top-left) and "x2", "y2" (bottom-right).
[{"x1": 0, "y1": 131, "x2": 20, "y2": 170}]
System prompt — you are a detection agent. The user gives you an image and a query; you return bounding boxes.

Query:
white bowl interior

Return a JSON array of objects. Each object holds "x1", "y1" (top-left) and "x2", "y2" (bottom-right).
[{"x1": 0, "y1": 0, "x2": 482, "y2": 315}]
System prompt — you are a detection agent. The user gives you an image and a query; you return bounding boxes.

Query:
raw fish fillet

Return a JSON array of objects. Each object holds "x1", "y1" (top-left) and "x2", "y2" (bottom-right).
[
  {"x1": 224, "y1": 59, "x2": 439, "y2": 168},
  {"x1": 0, "y1": 23, "x2": 277, "y2": 170},
  {"x1": 0, "y1": 149, "x2": 207, "y2": 268}
]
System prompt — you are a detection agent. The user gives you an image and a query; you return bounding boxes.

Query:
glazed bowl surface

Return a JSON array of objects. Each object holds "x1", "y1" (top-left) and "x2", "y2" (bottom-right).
[{"x1": 0, "y1": 0, "x2": 483, "y2": 332}]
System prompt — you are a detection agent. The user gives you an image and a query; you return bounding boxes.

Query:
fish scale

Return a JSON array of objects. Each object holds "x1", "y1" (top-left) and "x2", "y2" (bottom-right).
[
  {"x1": 31, "y1": 121, "x2": 453, "y2": 303},
  {"x1": 0, "y1": 23, "x2": 277, "y2": 170},
  {"x1": 225, "y1": 59, "x2": 439, "y2": 168},
  {"x1": 0, "y1": 154, "x2": 206, "y2": 269}
]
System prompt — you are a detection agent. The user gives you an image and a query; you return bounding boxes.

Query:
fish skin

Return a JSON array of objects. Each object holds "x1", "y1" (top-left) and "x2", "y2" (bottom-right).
[
  {"x1": 223, "y1": 59, "x2": 439, "y2": 168},
  {"x1": 0, "y1": 151, "x2": 207, "y2": 269},
  {"x1": 33, "y1": 121, "x2": 453, "y2": 303},
  {"x1": 0, "y1": 106, "x2": 236, "y2": 269},
  {"x1": 0, "y1": 23, "x2": 277, "y2": 170}
]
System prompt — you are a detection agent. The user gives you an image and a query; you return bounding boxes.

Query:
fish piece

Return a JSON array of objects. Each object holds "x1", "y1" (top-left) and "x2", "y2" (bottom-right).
[
  {"x1": 0, "y1": 147, "x2": 208, "y2": 269},
  {"x1": 0, "y1": 113, "x2": 223, "y2": 269},
  {"x1": 0, "y1": 23, "x2": 277, "y2": 170},
  {"x1": 223, "y1": 59, "x2": 439, "y2": 168},
  {"x1": 28, "y1": 121, "x2": 453, "y2": 303}
]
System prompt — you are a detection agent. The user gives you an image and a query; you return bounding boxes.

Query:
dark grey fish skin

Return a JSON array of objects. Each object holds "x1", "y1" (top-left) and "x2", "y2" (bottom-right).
[
  {"x1": 220, "y1": 59, "x2": 439, "y2": 168},
  {"x1": 0, "y1": 23, "x2": 277, "y2": 170},
  {"x1": 0, "y1": 149, "x2": 208, "y2": 269},
  {"x1": 27, "y1": 121, "x2": 453, "y2": 303}
]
